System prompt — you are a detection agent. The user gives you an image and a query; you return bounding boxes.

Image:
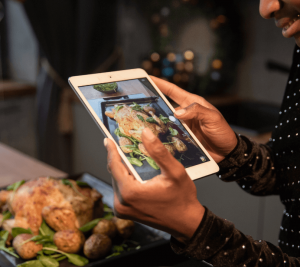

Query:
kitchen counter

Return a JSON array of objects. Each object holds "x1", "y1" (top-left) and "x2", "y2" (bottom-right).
[{"x1": 0, "y1": 142, "x2": 67, "y2": 187}]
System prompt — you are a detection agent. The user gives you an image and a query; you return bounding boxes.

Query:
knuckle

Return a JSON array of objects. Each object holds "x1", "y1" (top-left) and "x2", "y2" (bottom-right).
[
  {"x1": 107, "y1": 161, "x2": 113, "y2": 173},
  {"x1": 113, "y1": 203, "x2": 127, "y2": 219},
  {"x1": 211, "y1": 110, "x2": 223, "y2": 121},
  {"x1": 190, "y1": 102, "x2": 202, "y2": 111}
]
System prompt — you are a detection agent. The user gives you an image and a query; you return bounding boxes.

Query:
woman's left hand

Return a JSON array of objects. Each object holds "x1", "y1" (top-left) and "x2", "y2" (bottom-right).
[{"x1": 105, "y1": 128, "x2": 205, "y2": 243}]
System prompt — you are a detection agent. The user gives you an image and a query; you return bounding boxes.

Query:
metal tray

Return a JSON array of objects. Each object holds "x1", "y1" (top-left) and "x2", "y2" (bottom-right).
[{"x1": 0, "y1": 173, "x2": 189, "y2": 267}]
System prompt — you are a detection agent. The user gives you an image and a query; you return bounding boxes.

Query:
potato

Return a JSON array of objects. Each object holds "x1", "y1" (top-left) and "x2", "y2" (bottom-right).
[
  {"x1": 84, "y1": 233, "x2": 112, "y2": 259},
  {"x1": 92, "y1": 219, "x2": 117, "y2": 238},
  {"x1": 112, "y1": 217, "x2": 134, "y2": 239},
  {"x1": 54, "y1": 229, "x2": 85, "y2": 254},
  {"x1": 13, "y1": 234, "x2": 43, "y2": 260}
]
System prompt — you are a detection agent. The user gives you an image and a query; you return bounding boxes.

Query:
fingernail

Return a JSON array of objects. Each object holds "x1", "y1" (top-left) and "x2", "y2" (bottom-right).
[
  {"x1": 174, "y1": 109, "x2": 186, "y2": 116},
  {"x1": 143, "y1": 128, "x2": 156, "y2": 142},
  {"x1": 104, "y1": 138, "x2": 108, "y2": 147}
]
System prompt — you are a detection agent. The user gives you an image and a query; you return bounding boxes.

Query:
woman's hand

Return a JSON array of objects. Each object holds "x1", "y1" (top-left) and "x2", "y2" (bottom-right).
[
  {"x1": 105, "y1": 128, "x2": 205, "y2": 244},
  {"x1": 151, "y1": 76, "x2": 237, "y2": 163}
]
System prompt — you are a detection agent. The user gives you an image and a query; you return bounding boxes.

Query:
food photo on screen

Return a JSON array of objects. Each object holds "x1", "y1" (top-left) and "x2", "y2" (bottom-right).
[{"x1": 79, "y1": 78, "x2": 209, "y2": 181}]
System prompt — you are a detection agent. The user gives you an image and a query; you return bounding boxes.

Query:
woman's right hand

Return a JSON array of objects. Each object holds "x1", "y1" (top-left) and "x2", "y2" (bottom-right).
[{"x1": 150, "y1": 76, "x2": 238, "y2": 163}]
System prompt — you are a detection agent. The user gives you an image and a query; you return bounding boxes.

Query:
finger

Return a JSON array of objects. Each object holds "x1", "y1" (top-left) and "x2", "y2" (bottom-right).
[
  {"x1": 104, "y1": 138, "x2": 133, "y2": 185},
  {"x1": 174, "y1": 102, "x2": 221, "y2": 125},
  {"x1": 150, "y1": 76, "x2": 192, "y2": 106},
  {"x1": 141, "y1": 128, "x2": 185, "y2": 178}
]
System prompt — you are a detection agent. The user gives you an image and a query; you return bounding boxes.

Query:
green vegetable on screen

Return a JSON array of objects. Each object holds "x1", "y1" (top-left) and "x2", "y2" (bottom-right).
[
  {"x1": 121, "y1": 145, "x2": 137, "y2": 151},
  {"x1": 115, "y1": 105, "x2": 124, "y2": 112},
  {"x1": 127, "y1": 157, "x2": 143, "y2": 167},
  {"x1": 115, "y1": 128, "x2": 160, "y2": 170},
  {"x1": 145, "y1": 157, "x2": 160, "y2": 170},
  {"x1": 131, "y1": 102, "x2": 143, "y2": 112},
  {"x1": 93, "y1": 82, "x2": 117, "y2": 92},
  {"x1": 146, "y1": 117, "x2": 157, "y2": 124},
  {"x1": 76, "y1": 181, "x2": 90, "y2": 187},
  {"x1": 169, "y1": 127, "x2": 178, "y2": 136},
  {"x1": 136, "y1": 114, "x2": 145, "y2": 122},
  {"x1": 159, "y1": 114, "x2": 170, "y2": 124},
  {"x1": 114, "y1": 128, "x2": 141, "y2": 145}
]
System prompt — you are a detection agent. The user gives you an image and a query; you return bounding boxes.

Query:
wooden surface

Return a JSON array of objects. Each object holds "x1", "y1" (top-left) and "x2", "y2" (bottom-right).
[
  {"x1": 80, "y1": 80, "x2": 156, "y2": 100},
  {"x1": 0, "y1": 143, "x2": 67, "y2": 187},
  {"x1": 0, "y1": 80, "x2": 36, "y2": 99}
]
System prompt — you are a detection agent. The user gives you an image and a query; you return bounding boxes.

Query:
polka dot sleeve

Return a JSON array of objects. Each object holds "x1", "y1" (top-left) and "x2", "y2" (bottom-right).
[
  {"x1": 217, "y1": 134, "x2": 279, "y2": 196},
  {"x1": 170, "y1": 207, "x2": 298, "y2": 266}
]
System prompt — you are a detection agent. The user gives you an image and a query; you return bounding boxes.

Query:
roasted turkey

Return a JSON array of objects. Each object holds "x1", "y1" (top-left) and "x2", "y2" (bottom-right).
[
  {"x1": 106, "y1": 103, "x2": 189, "y2": 159},
  {"x1": 114, "y1": 104, "x2": 163, "y2": 142},
  {"x1": 0, "y1": 177, "x2": 103, "y2": 235}
]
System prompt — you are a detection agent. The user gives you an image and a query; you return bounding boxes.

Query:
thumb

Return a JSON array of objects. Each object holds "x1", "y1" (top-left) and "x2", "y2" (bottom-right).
[
  {"x1": 141, "y1": 128, "x2": 186, "y2": 179},
  {"x1": 104, "y1": 138, "x2": 133, "y2": 186}
]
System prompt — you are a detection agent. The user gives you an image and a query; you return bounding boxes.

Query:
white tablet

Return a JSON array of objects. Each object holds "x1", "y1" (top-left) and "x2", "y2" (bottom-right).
[{"x1": 69, "y1": 68, "x2": 219, "y2": 183}]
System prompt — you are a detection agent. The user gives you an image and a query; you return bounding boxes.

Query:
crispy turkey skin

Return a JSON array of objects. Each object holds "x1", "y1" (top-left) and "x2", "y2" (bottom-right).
[
  {"x1": 0, "y1": 177, "x2": 103, "y2": 235},
  {"x1": 114, "y1": 105, "x2": 163, "y2": 142}
]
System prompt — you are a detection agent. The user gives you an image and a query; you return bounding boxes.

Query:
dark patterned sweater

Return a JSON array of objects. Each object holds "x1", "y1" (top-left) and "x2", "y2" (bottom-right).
[{"x1": 170, "y1": 45, "x2": 300, "y2": 266}]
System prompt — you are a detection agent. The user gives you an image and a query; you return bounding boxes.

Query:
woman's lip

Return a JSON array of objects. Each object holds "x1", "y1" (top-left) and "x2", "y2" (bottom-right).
[{"x1": 282, "y1": 19, "x2": 300, "y2": 38}]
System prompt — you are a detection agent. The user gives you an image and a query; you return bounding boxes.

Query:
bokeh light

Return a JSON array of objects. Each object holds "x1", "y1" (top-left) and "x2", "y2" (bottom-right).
[
  {"x1": 162, "y1": 67, "x2": 174, "y2": 77},
  {"x1": 161, "y1": 7, "x2": 170, "y2": 17},
  {"x1": 211, "y1": 71, "x2": 221, "y2": 81},
  {"x1": 212, "y1": 59, "x2": 223, "y2": 69},
  {"x1": 142, "y1": 60, "x2": 153, "y2": 71},
  {"x1": 150, "y1": 52, "x2": 160, "y2": 62},
  {"x1": 163, "y1": 58, "x2": 171, "y2": 66},
  {"x1": 185, "y1": 62, "x2": 194, "y2": 72},
  {"x1": 159, "y1": 24, "x2": 169, "y2": 37},
  {"x1": 184, "y1": 50, "x2": 194, "y2": 61},
  {"x1": 151, "y1": 14, "x2": 160, "y2": 24},
  {"x1": 176, "y1": 62, "x2": 185, "y2": 71},
  {"x1": 167, "y1": 52, "x2": 177, "y2": 62}
]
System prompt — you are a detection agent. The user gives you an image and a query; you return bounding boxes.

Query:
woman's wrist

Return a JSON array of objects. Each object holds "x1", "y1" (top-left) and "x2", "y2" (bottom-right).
[{"x1": 172, "y1": 202, "x2": 205, "y2": 244}]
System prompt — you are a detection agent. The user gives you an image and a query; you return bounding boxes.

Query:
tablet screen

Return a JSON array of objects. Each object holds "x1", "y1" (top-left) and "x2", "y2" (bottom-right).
[{"x1": 79, "y1": 78, "x2": 210, "y2": 181}]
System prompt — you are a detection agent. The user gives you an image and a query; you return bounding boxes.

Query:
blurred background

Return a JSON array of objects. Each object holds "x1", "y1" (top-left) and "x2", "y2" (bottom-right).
[{"x1": 0, "y1": 0, "x2": 294, "y2": 250}]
